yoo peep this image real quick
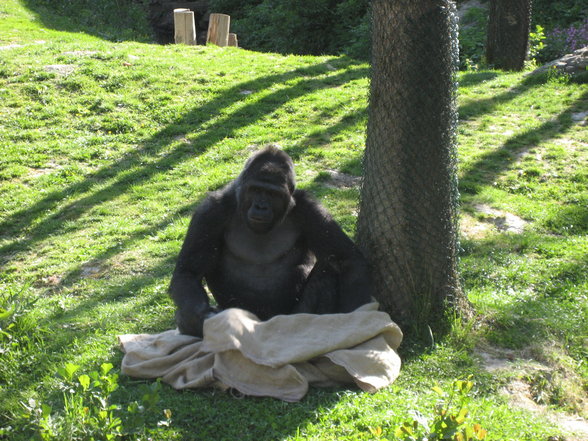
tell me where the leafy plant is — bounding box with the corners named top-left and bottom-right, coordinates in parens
top-left (458, 6), bottom-right (489, 70)
top-left (394, 378), bottom-right (487, 441)
top-left (528, 25), bottom-right (546, 63)
top-left (0, 286), bottom-right (37, 346)
top-left (18, 363), bottom-right (171, 440)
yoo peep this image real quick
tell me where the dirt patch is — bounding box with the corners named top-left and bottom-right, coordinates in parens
top-left (41, 275), bottom-right (63, 286)
top-left (28, 161), bottom-right (62, 178)
top-left (0, 43), bottom-right (24, 50)
top-left (81, 262), bottom-right (106, 278)
top-left (474, 204), bottom-right (527, 234)
top-left (460, 205), bottom-right (528, 238)
top-left (460, 213), bottom-right (493, 239)
top-left (62, 50), bottom-right (99, 57)
top-left (571, 111), bottom-right (588, 126)
top-left (477, 345), bottom-right (588, 440)
top-left (502, 379), bottom-right (588, 441)
top-left (324, 170), bottom-right (361, 189)
top-left (44, 64), bottom-right (76, 76)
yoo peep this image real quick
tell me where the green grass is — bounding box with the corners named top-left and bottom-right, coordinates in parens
top-left (1, 1), bottom-right (587, 440)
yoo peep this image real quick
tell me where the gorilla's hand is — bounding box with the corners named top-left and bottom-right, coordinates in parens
top-left (175, 303), bottom-right (218, 338)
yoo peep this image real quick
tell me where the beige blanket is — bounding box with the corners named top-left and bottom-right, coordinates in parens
top-left (118, 303), bottom-right (402, 402)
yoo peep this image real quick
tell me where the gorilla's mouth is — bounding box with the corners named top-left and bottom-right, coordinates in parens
top-left (247, 217), bottom-right (273, 233)
top-left (248, 214), bottom-right (272, 224)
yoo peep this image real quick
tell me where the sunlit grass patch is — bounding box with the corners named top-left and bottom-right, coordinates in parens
top-left (1, 0), bottom-right (587, 439)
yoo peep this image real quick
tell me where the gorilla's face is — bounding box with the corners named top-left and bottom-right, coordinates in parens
top-left (242, 182), bottom-right (289, 234)
top-left (236, 147), bottom-right (296, 234)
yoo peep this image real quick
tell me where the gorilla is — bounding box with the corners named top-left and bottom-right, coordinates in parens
top-left (170, 145), bottom-right (373, 337)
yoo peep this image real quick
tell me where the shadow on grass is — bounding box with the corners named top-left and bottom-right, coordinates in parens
top-left (462, 233), bottom-right (588, 351)
top-left (458, 71), bottom-right (499, 88)
top-left (460, 89), bottom-right (588, 194)
top-left (0, 58), bottom-right (369, 439)
top-left (458, 73), bottom-right (542, 122)
top-left (0, 60), bottom-right (368, 262)
top-left (21, 0), bottom-right (152, 42)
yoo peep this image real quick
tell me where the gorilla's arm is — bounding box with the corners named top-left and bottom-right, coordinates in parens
top-left (169, 190), bottom-right (235, 336)
top-left (292, 190), bottom-right (373, 312)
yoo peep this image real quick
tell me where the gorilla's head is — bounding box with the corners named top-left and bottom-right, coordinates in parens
top-left (236, 145), bottom-right (296, 234)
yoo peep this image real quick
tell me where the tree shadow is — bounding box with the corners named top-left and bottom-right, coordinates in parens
top-left (1, 57), bottom-right (370, 438)
top-left (460, 89), bottom-right (588, 193)
top-left (0, 60), bottom-right (369, 267)
top-left (462, 234), bottom-right (588, 350)
top-left (458, 73), bottom-right (543, 122)
top-left (21, 0), bottom-right (152, 42)
top-left (123, 385), bottom-right (343, 441)
top-left (458, 71), bottom-right (498, 88)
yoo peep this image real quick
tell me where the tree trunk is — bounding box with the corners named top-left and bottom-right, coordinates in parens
top-left (357, 0), bottom-right (469, 333)
top-left (486, 0), bottom-right (533, 71)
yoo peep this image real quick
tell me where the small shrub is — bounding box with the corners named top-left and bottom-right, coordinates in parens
top-left (0, 286), bottom-right (39, 351)
top-left (18, 363), bottom-right (172, 440)
top-left (528, 25), bottom-right (546, 63)
top-left (394, 378), bottom-right (487, 441)
top-left (458, 7), bottom-right (488, 70)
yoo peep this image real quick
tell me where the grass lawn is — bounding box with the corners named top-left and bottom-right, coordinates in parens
top-left (1, 1), bottom-right (587, 440)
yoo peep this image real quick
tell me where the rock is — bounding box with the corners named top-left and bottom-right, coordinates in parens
top-left (532, 46), bottom-right (588, 77)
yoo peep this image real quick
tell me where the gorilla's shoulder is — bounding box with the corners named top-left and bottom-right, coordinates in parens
top-left (196, 184), bottom-right (237, 214)
top-left (292, 189), bottom-right (330, 218)
top-left (292, 189), bottom-right (313, 201)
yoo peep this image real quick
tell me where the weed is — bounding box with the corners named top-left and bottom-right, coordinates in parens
top-left (16, 363), bottom-right (171, 440)
top-left (547, 65), bottom-right (572, 85)
top-left (394, 378), bottom-right (487, 441)
top-left (528, 25), bottom-right (546, 64)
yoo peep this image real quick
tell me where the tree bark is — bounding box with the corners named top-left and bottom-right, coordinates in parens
top-left (357, 0), bottom-right (469, 333)
top-left (486, 0), bottom-right (533, 71)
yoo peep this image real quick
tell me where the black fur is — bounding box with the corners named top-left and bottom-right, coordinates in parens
top-left (170, 146), bottom-right (373, 337)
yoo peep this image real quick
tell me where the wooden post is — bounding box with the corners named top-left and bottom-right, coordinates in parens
top-left (228, 33), bottom-right (238, 47)
top-left (174, 8), bottom-right (196, 45)
top-left (207, 13), bottom-right (230, 47)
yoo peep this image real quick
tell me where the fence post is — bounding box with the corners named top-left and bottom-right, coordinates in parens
top-left (207, 13), bottom-right (231, 47)
top-left (174, 8), bottom-right (196, 45)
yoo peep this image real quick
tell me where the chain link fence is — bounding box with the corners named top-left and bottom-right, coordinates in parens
top-left (357, 0), bottom-right (466, 330)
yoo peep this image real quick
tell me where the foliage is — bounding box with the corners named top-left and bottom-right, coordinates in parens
top-left (536, 18), bottom-right (588, 62)
top-left (531, 0), bottom-right (588, 30)
top-left (0, 286), bottom-right (46, 387)
top-left (209, 0), bottom-right (370, 58)
top-left (16, 363), bottom-right (170, 440)
top-left (394, 378), bottom-right (487, 441)
top-left (20, 0), bottom-right (151, 41)
top-left (0, 286), bottom-right (37, 348)
top-left (458, 6), bottom-right (488, 70)
top-left (528, 25), bottom-right (546, 63)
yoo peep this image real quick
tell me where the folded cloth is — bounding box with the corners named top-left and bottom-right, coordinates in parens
top-left (118, 302), bottom-right (402, 402)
